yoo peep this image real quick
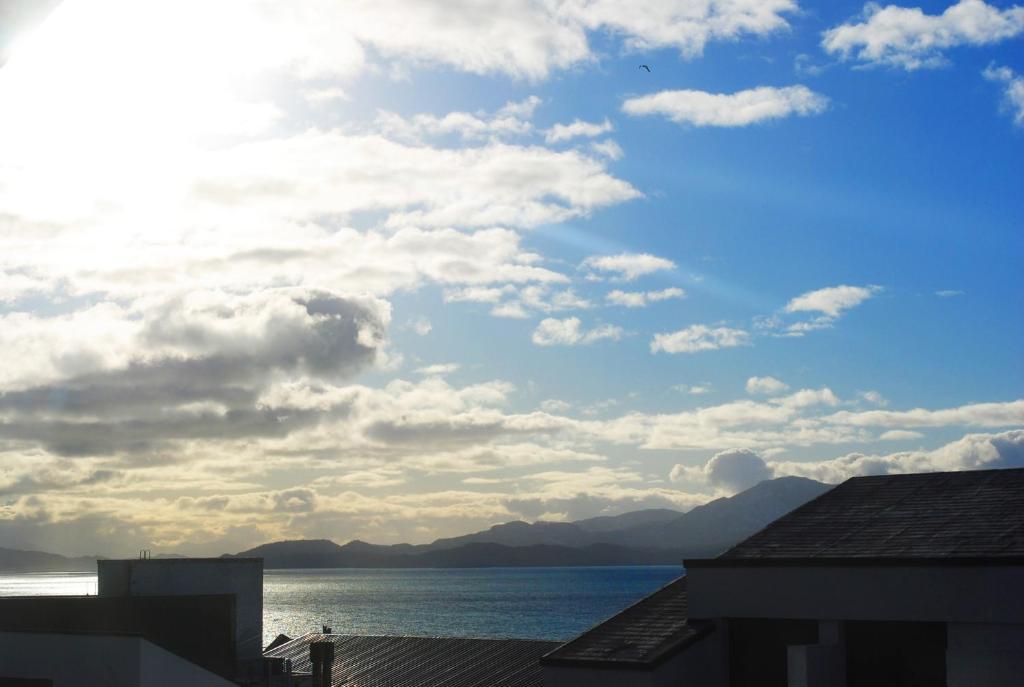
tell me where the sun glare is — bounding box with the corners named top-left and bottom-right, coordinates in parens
top-left (0, 1), bottom-right (285, 224)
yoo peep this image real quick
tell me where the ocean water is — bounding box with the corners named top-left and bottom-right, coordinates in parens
top-left (0, 566), bottom-right (683, 646)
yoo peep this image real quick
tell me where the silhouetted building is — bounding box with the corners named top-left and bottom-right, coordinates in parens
top-left (0, 630), bottom-right (236, 686)
top-left (99, 557), bottom-right (264, 663)
top-left (543, 467), bottom-right (1024, 687)
top-left (0, 556), bottom-right (264, 686)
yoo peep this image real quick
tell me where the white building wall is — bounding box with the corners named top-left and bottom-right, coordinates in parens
top-left (946, 623), bottom-right (1024, 687)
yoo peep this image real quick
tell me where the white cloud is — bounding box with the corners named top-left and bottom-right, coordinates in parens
top-left (545, 118), bottom-right (613, 143)
top-left (606, 290), bottom-right (648, 308)
top-left (647, 287), bottom-right (686, 301)
top-left (408, 317), bottom-right (433, 336)
top-left (479, 285), bottom-right (593, 321)
top-left (444, 286), bottom-right (514, 304)
top-left (580, 398), bottom-right (621, 417)
top-left (746, 376), bottom-right (789, 395)
top-left (568, 0), bottom-right (798, 59)
top-left (785, 284), bottom-right (882, 318)
top-left (415, 363), bottom-right (460, 376)
top-left (540, 399), bottom-right (572, 413)
top-left (794, 53), bottom-right (829, 77)
top-left (772, 430), bottom-right (1024, 483)
top-left (606, 287), bottom-right (685, 308)
top-left (651, 325), bottom-right (751, 354)
top-left (590, 140), bottom-right (624, 160)
top-left (879, 429), bottom-right (924, 440)
top-left (490, 302), bottom-right (532, 319)
top-left (497, 96), bottom-right (543, 119)
top-left (823, 1), bottom-right (1024, 70)
top-left (190, 133), bottom-right (640, 232)
top-left (622, 86), bottom-right (828, 127)
top-left (935, 289), bottom-right (966, 298)
top-left (517, 286), bottom-right (593, 313)
top-left (983, 64), bottom-right (1024, 127)
top-left (105, 0), bottom-right (791, 84)
top-left (704, 448), bottom-right (774, 492)
top-left (823, 399), bottom-right (1024, 428)
top-left (859, 390), bottom-right (888, 406)
top-left (582, 253), bottom-right (676, 281)
top-left (375, 97), bottom-right (540, 142)
top-left (674, 384), bottom-right (712, 395)
top-left (532, 317), bottom-right (623, 346)
top-left (772, 387), bottom-right (840, 409)
top-left (304, 87), bottom-right (349, 104)
top-left (595, 396), bottom-right (1024, 452)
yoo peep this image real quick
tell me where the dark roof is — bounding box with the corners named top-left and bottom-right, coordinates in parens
top-left (540, 576), bottom-right (710, 669)
top-left (718, 468), bottom-right (1024, 561)
top-left (264, 634), bottom-right (559, 687)
top-left (264, 633), bottom-right (292, 652)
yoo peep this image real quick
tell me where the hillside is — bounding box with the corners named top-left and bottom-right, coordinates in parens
top-left (232, 476), bottom-right (832, 568)
top-left (0, 547), bottom-right (100, 573)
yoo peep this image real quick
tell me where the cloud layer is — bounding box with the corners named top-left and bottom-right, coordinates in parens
top-left (651, 325), bottom-right (751, 354)
top-left (623, 86), bottom-right (828, 127)
top-left (984, 64), bottom-right (1024, 127)
top-left (823, 0), bottom-right (1024, 70)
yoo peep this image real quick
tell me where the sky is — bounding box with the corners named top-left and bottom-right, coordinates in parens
top-left (0, 0), bottom-right (1021, 556)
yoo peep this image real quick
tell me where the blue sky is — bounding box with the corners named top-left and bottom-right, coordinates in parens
top-left (0, 0), bottom-right (1021, 555)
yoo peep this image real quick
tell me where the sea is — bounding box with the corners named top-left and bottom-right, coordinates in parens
top-left (0, 565), bottom-right (683, 646)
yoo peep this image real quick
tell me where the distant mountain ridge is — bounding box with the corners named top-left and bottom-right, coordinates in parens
top-left (0, 477), bottom-right (832, 571)
top-left (0, 547), bottom-right (101, 573)
top-left (233, 476), bottom-right (831, 568)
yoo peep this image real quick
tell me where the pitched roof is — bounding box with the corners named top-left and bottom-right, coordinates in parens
top-left (719, 467), bottom-right (1024, 561)
top-left (540, 576), bottom-right (710, 669)
top-left (264, 634), bottom-right (559, 687)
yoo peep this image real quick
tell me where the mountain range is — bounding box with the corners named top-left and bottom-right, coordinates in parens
top-left (231, 476), bottom-right (831, 568)
top-left (0, 476), bottom-right (831, 571)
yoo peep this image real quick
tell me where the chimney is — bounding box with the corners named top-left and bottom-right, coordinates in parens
top-left (310, 641), bottom-right (335, 687)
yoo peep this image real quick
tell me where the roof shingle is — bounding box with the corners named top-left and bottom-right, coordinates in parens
top-left (720, 468), bottom-right (1024, 560)
top-left (264, 634), bottom-right (559, 687)
top-left (540, 576), bottom-right (710, 668)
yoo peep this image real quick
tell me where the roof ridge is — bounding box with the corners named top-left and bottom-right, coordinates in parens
top-left (287, 631), bottom-right (559, 643)
top-left (847, 466), bottom-right (1024, 481)
top-left (714, 467), bottom-right (1024, 560)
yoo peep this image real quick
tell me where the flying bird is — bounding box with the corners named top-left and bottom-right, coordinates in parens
top-left (639, 65), bottom-right (651, 72)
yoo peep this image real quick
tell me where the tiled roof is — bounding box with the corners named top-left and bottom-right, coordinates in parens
top-left (264, 634), bottom-right (559, 687)
top-left (720, 468), bottom-right (1024, 560)
top-left (540, 576), bottom-right (710, 668)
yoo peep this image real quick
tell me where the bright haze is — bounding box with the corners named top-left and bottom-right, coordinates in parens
top-left (0, 0), bottom-right (1021, 557)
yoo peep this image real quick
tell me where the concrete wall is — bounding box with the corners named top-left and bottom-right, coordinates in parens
top-left (0, 631), bottom-right (233, 687)
top-left (947, 623), bottom-right (1024, 687)
top-left (687, 564), bottom-right (1024, 624)
top-left (99, 558), bottom-right (263, 660)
